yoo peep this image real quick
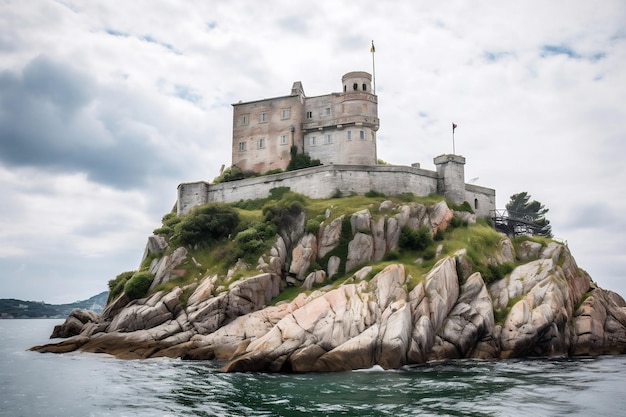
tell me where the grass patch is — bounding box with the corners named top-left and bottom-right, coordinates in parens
top-left (575, 290), bottom-right (594, 311)
top-left (270, 286), bottom-right (310, 306)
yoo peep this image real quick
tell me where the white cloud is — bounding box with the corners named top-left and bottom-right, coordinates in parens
top-left (1, 0), bottom-right (625, 302)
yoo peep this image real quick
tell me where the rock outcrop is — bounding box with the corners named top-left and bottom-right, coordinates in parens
top-left (32, 201), bottom-right (626, 372)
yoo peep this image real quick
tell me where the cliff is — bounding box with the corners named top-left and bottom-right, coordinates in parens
top-left (32, 194), bottom-right (626, 371)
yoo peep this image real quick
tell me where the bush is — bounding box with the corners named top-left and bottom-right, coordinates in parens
top-left (213, 166), bottom-right (246, 183)
top-left (107, 271), bottom-right (135, 303)
top-left (365, 190), bottom-right (386, 198)
top-left (399, 226), bottom-right (433, 252)
top-left (262, 193), bottom-right (305, 229)
top-left (306, 219), bottom-right (321, 235)
top-left (124, 271), bottom-right (155, 300)
top-left (176, 203), bottom-right (240, 247)
top-left (286, 146), bottom-right (321, 171)
top-left (234, 222), bottom-right (277, 261)
top-left (383, 251), bottom-right (400, 261)
top-left (477, 262), bottom-right (515, 284)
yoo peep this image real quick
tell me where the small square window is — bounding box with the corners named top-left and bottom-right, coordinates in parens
top-left (281, 108), bottom-right (291, 119)
top-left (309, 136), bottom-right (316, 146)
top-left (325, 134), bottom-right (332, 144)
top-left (238, 142), bottom-right (246, 151)
top-left (258, 138), bottom-right (266, 149)
top-left (306, 111), bottom-right (313, 119)
top-left (347, 131), bottom-right (352, 140)
top-left (325, 107), bottom-right (331, 116)
top-left (280, 135), bottom-right (288, 145)
top-left (259, 112), bottom-right (267, 123)
top-left (359, 130), bottom-right (365, 140)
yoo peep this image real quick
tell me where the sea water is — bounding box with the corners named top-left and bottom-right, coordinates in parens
top-left (1, 319), bottom-right (625, 417)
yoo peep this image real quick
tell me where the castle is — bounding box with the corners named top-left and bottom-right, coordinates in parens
top-left (232, 71), bottom-right (379, 172)
top-left (176, 72), bottom-right (495, 217)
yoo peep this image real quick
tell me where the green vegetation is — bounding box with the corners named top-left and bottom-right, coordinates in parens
top-left (506, 191), bottom-right (553, 238)
top-left (286, 146), bottom-right (321, 171)
top-left (177, 203), bottom-right (240, 247)
top-left (108, 271), bottom-right (135, 303)
top-left (132, 188), bottom-right (567, 308)
top-left (124, 271), bottom-right (155, 300)
top-left (212, 166), bottom-right (256, 183)
top-left (262, 191), bottom-right (306, 229)
top-left (399, 226), bottom-right (432, 252)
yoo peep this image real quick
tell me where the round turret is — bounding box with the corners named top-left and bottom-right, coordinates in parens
top-left (342, 71), bottom-right (373, 93)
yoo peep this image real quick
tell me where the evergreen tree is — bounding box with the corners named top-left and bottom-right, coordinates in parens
top-left (505, 192), bottom-right (553, 237)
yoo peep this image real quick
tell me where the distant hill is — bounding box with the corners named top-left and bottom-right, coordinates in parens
top-left (0, 291), bottom-right (108, 319)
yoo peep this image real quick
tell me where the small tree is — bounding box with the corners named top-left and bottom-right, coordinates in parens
top-left (505, 192), bottom-right (552, 237)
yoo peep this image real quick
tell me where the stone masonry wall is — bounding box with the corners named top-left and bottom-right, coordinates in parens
top-left (177, 164), bottom-right (496, 218)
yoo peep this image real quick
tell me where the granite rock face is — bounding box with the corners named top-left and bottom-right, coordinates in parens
top-left (32, 202), bottom-right (626, 371)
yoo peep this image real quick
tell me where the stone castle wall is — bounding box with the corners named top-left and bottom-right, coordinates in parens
top-left (176, 163), bottom-right (495, 218)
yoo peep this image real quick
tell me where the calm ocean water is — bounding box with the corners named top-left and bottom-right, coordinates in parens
top-left (1, 319), bottom-right (625, 417)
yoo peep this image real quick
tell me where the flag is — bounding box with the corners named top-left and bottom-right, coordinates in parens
top-left (370, 40), bottom-right (375, 53)
top-left (452, 122), bottom-right (457, 133)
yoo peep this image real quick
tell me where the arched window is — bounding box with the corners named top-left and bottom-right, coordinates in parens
top-left (362, 83), bottom-right (367, 91)
top-left (344, 85), bottom-right (346, 92)
top-left (474, 198), bottom-right (479, 210)
top-left (353, 83), bottom-right (358, 91)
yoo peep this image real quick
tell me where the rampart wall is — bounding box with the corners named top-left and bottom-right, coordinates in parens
top-left (176, 164), bottom-right (496, 218)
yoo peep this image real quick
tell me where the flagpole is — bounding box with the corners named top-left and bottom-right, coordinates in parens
top-left (370, 40), bottom-right (376, 94)
top-left (452, 122), bottom-right (457, 154)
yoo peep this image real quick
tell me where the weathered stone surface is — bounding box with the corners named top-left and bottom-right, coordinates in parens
top-left (51, 309), bottom-right (99, 338)
top-left (371, 216), bottom-right (386, 262)
top-left (346, 232), bottom-right (374, 272)
top-left (30, 201), bottom-right (626, 373)
top-left (318, 216), bottom-right (343, 258)
top-left (327, 255), bottom-right (341, 278)
top-left (429, 201), bottom-right (454, 233)
top-left (289, 233), bottom-right (317, 280)
top-left (187, 275), bottom-right (218, 306)
top-left (350, 209), bottom-right (371, 235)
top-left (149, 247), bottom-right (188, 291)
top-left (517, 240), bottom-right (543, 261)
top-left (146, 235), bottom-right (169, 254)
top-left (302, 270), bottom-right (326, 289)
top-left (571, 289), bottom-right (626, 356)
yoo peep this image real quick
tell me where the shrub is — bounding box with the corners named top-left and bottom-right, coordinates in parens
top-left (153, 225), bottom-right (172, 237)
top-left (176, 203), bottom-right (240, 247)
top-left (306, 219), bottom-right (321, 235)
top-left (383, 251), bottom-right (400, 261)
top-left (124, 271), bottom-right (155, 300)
top-left (234, 222), bottom-right (277, 261)
top-left (286, 146), bottom-right (321, 171)
top-left (365, 190), bottom-right (386, 198)
top-left (262, 193), bottom-right (305, 229)
top-left (399, 226), bottom-right (433, 252)
top-left (477, 262), bottom-right (515, 284)
top-left (107, 271), bottom-right (135, 303)
top-left (213, 166), bottom-right (246, 183)
top-left (449, 216), bottom-right (468, 229)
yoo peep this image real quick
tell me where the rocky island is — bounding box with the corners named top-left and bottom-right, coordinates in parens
top-left (32, 193), bottom-right (626, 372)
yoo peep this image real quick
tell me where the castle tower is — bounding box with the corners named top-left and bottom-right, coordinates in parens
top-left (434, 154), bottom-right (466, 204)
top-left (302, 72), bottom-right (379, 166)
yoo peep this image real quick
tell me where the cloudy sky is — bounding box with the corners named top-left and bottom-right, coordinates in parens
top-left (1, 0), bottom-right (625, 304)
